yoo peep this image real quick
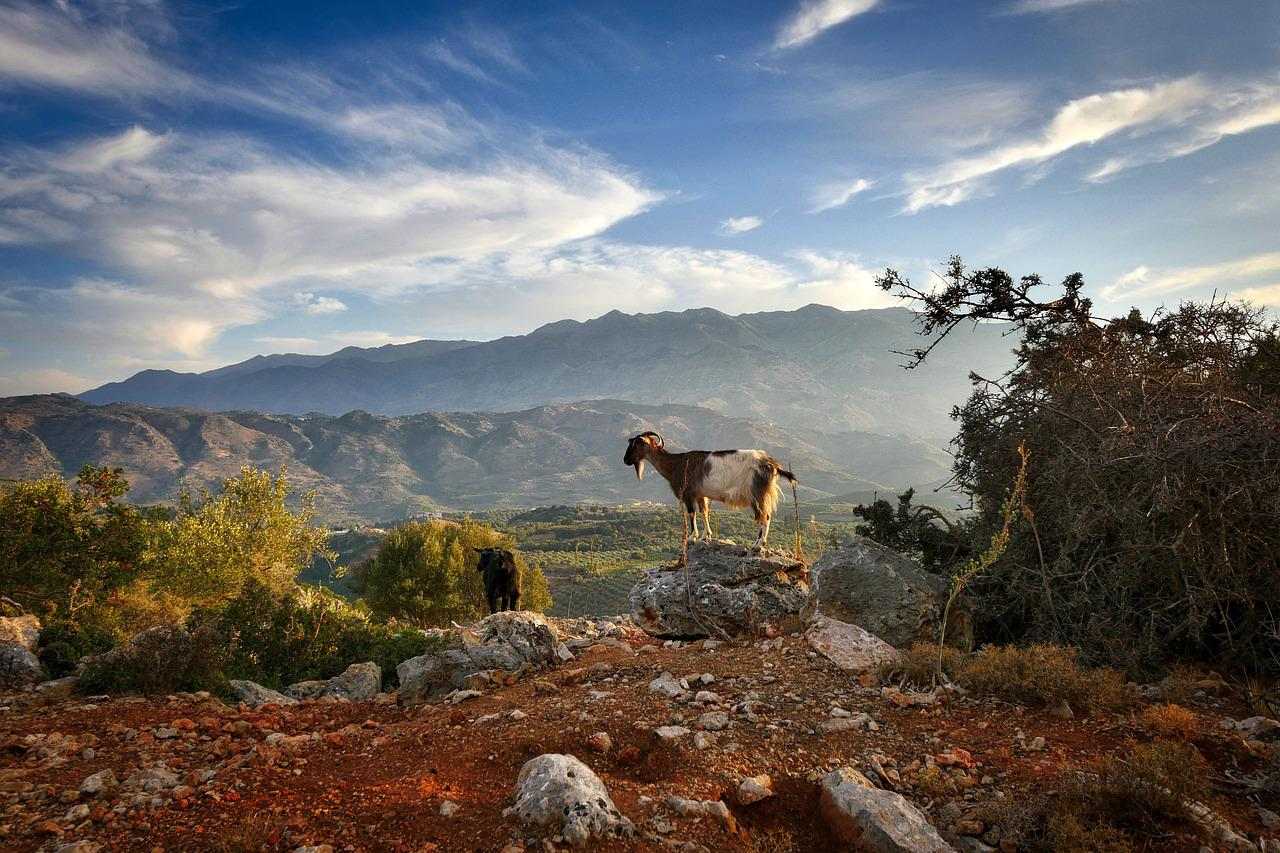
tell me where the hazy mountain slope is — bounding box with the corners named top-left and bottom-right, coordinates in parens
top-left (0, 395), bottom-right (952, 522)
top-left (81, 305), bottom-right (1012, 441)
top-left (201, 338), bottom-right (480, 379)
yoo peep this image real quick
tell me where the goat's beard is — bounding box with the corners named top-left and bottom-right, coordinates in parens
top-left (634, 460), bottom-right (645, 480)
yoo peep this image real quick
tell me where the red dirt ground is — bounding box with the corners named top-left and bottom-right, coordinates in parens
top-left (2, 636), bottom-right (1276, 852)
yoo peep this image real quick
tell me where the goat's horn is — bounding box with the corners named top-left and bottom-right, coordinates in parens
top-left (638, 430), bottom-right (664, 446)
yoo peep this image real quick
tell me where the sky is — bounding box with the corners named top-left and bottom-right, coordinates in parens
top-left (1, 0), bottom-right (1278, 394)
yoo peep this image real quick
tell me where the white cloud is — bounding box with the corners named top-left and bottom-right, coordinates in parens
top-left (899, 76), bottom-right (1280, 213)
top-left (0, 367), bottom-right (96, 396)
top-left (1235, 283), bottom-right (1280, 307)
top-left (718, 215), bottom-right (763, 235)
top-left (0, 1), bottom-right (189, 96)
top-left (775, 0), bottom-right (878, 50)
top-left (254, 336), bottom-right (323, 352)
top-left (1004, 0), bottom-right (1120, 14)
top-left (293, 292), bottom-right (348, 316)
top-left (329, 331), bottom-right (421, 348)
top-left (810, 178), bottom-right (873, 213)
top-left (56, 125), bottom-right (169, 173)
top-left (1102, 251), bottom-right (1280, 302)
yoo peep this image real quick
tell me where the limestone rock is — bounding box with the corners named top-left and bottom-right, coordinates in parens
top-left (806, 615), bottom-right (899, 672)
top-left (506, 753), bottom-right (634, 846)
top-left (819, 767), bottom-right (954, 853)
top-left (630, 540), bottom-right (810, 639)
top-left (810, 536), bottom-right (970, 648)
top-left (228, 680), bottom-right (296, 708)
top-left (0, 642), bottom-right (44, 690)
top-left (287, 662), bottom-right (380, 702)
top-left (398, 611), bottom-right (562, 703)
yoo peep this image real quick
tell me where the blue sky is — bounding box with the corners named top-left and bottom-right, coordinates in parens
top-left (1, 0), bottom-right (1278, 394)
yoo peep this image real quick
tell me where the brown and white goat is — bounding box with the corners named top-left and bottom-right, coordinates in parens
top-left (623, 431), bottom-right (796, 549)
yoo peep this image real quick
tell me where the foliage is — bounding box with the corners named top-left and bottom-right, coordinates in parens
top-left (351, 519), bottom-right (551, 626)
top-left (879, 257), bottom-right (1280, 674)
top-left (1138, 704), bottom-right (1199, 741)
top-left (0, 466), bottom-right (156, 618)
top-left (36, 618), bottom-right (116, 678)
top-left (955, 643), bottom-right (1128, 712)
top-left (78, 624), bottom-right (226, 695)
top-left (195, 578), bottom-right (440, 689)
top-left (851, 488), bottom-right (971, 574)
top-left (878, 641), bottom-right (963, 687)
top-left (150, 468), bottom-right (333, 609)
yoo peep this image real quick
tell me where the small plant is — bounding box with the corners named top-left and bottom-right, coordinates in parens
top-left (954, 643), bottom-right (1128, 712)
top-left (1138, 703), bottom-right (1198, 741)
top-left (878, 642), bottom-right (962, 688)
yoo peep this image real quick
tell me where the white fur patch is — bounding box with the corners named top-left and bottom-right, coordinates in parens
top-left (701, 450), bottom-right (769, 510)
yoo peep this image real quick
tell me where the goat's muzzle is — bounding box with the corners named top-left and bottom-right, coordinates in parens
top-left (634, 460), bottom-right (645, 480)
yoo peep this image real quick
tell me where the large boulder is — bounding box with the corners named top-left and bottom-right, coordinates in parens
top-left (809, 536), bottom-right (971, 649)
top-left (0, 615), bottom-right (41, 651)
top-left (629, 540), bottom-right (810, 639)
top-left (505, 753), bottom-right (634, 846)
top-left (286, 662), bottom-right (380, 702)
top-left (820, 767), bottom-right (955, 853)
top-left (0, 643), bottom-right (44, 690)
top-left (397, 611), bottom-right (562, 704)
top-left (806, 615), bottom-right (899, 673)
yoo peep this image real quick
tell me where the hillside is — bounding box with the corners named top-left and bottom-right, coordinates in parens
top-left (80, 305), bottom-right (1013, 441)
top-left (0, 395), bottom-right (952, 522)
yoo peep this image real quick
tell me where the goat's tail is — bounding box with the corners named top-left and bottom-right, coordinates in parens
top-left (775, 464), bottom-right (797, 483)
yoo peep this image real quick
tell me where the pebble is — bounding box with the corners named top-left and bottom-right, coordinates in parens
top-left (737, 774), bottom-right (774, 805)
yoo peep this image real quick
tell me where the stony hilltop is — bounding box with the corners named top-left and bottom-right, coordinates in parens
top-left (2, 541), bottom-right (1276, 852)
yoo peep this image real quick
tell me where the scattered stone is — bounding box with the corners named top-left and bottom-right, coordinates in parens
top-left (287, 662), bottom-right (380, 702)
top-left (655, 726), bottom-right (691, 743)
top-left (439, 800), bottom-right (459, 818)
top-left (505, 754), bottom-right (634, 847)
top-left (665, 796), bottom-right (736, 832)
top-left (65, 803), bottom-right (90, 822)
top-left (0, 642), bottom-right (43, 689)
top-left (805, 615), bottom-right (899, 673)
top-left (737, 774), bottom-right (774, 805)
top-left (586, 732), bottom-right (613, 753)
top-left (819, 767), bottom-right (955, 853)
top-left (649, 672), bottom-right (689, 699)
top-left (55, 842), bottom-right (102, 853)
top-left (819, 715), bottom-right (871, 734)
top-left (697, 711), bottom-right (729, 731)
top-left (228, 680), bottom-right (296, 708)
top-left (692, 731), bottom-right (716, 750)
top-left (79, 769), bottom-right (118, 798)
top-left (399, 612), bottom-right (564, 703)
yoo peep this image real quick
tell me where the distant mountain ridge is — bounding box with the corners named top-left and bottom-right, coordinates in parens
top-left (81, 305), bottom-right (1013, 442)
top-left (0, 395), bottom-right (952, 523)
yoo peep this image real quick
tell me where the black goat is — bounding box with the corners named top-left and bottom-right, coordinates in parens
top-left (473, 547), bottom-right (521, 614)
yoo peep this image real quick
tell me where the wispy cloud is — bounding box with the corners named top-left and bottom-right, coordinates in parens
top-left (1003, 0), bottom-right (1121, 14)
top-left (774, 0), bottom-right (878, 50)
top-left (718, 215), bottom-right (763, 235)
top-left (902, 75), bottom-right (1280, 213)
top-left (1102, 251), bottom-right (1280, 301)
top-left (810, 178), bottom-right (873, 213)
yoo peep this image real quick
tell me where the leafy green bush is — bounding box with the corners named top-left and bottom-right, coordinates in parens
top-left (198, 579), bottom-right (439, 689)
top-left (36, 619), bottom-right (116, 678)
top-left (351, 519), bottom-right (551, 626)
top-left (151, 467), bottom-right (333, 609)
top-left (78, 624), bottom-right (226, 695)
top-left (0, 466), bottom-right (155, 618)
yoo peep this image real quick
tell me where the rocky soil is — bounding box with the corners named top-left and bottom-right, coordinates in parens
top-left (2, 628), bottom-right (1277, 852)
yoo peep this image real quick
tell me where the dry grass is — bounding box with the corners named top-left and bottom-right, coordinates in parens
top-left (1138, 703), bottom-right (1198, 740)
top-left (877, 641), bottom-right (963, 688)
top-left (954, 643), bottom-right (1129, 712)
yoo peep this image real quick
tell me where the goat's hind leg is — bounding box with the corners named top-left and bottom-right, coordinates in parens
top-left (701, 497), bottom-right (713, 540)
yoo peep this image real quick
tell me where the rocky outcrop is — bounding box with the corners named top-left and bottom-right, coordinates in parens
top-left (820, 767), bottom-right (955, 853)
top-left (397, 611), bottom-right (564, 704)
top-left (806, 615), bottom-right (899, 673)
top-left (505, 753), bottom-right (634, 846)
top-left (286, 662), bottom-right (380, 702)
top-left (0, 614), bottom-right (41, 651)
top-left (629, 540), bottom-right (810, 639)
top-left (809, 536), bottom-right (971, 649)
top-left (0, 642), bottom-right (44, 690)
top-left (229, 680), bottom-right (296, 707)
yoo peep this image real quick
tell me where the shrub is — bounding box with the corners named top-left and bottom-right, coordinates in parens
top-left (352, 519), bottom-right (551, 627)
top-left (200, 579), bottom-right (439, 689)
top-left (954, 643), bottom-right (1128, 712)
top-left (878, 642), bottom-right (962, 687)
top-left (879, 259), bottom-right (1280, 674)
top-left (0, 466), bottom-right (154, 618)
top-left (78, 624), bottom-right (226, 695)
top-left (1138, 704), bottom-right (1198, 741)
top-left (36, 619), bottom-right (116, 678)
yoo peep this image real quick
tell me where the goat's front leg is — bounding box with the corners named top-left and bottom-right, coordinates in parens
top-left (701, 498), bottom-right (713, 540)
top-left (753, 516), bottom-right (772, 550)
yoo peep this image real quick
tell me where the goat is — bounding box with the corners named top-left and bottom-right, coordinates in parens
top-left (623, 431), bottom-right (796, 550)
top-left (473, 547), bottom-right (521, 614)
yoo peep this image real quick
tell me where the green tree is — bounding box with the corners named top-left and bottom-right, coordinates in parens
top-left (852, 488), bottom-right (972, 574)
top-left (150, 468), bottom-right (333, 609)
top-left (352, 519), bottom-right (551, 626)
top-left (0, 466), bottom-right (154, 617)
top-left (878, 257), bottom-right (1280, 674)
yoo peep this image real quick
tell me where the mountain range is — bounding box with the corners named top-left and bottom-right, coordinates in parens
top-left (81, 305), bottom-right (1013, 443)
top-left (0, 395), bottom-right (954, 522)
